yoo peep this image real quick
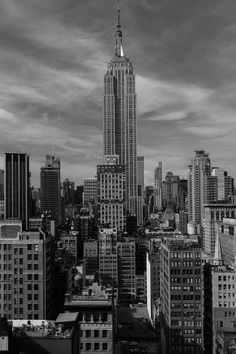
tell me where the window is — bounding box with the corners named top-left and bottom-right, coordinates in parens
top-left (102, 330), bottom-right (108, 338)
top-left (86, 330), bottom-right (91, 337)
top-left (103, 343), bottom-right (108, 351)
top-left (94, 330), bottom-right (99, 337)
top-left (94, 343), bottom-right (99, 351)
top-left (86, 343), bottom-right (91, 350)
top-left (101, 313), bottom-right (108, 322)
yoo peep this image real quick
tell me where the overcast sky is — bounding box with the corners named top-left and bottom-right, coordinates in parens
top-left (1, 0), bottom-right (236, 186)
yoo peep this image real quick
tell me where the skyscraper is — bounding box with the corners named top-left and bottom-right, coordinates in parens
top-left (188, 150), bottom-right (211, 234)
top-left (153, 161), bottom-right (162, 212)
top-left (4, 153), bottom-right (30, 230)
top-left (40, 154), bottom-right (61, 224)
top-left (103, 1), bottom-right (137, 215)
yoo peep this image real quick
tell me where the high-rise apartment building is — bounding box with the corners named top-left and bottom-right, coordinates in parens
top-left (97, 155), bottom-right (125, 231)
top-left (137, 156), bottom-right (144, 225)
top-left (40, 154), bottom-right (61, 224)
top-left (0, 221), bottom-right (54, 320)
top-left (103, 3), bottom-right (137, 215)
top-left (160, 237), bottom-right (203, 354)
top-left (188, 150), bottom-right (211, 233)
top-left (4, 153), bottom-right (30, 230)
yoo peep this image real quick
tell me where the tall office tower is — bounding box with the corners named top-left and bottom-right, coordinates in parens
top-left (83, 178), bottom-right (98, 205)
top-left (160, 237), bottom-right (203, 354)
top-left (188, 150), bottom-right (211, 234)
top-left (5, 153), bottom-right (30, 230)
top-left (162, 171), bottom-right (180, 211)
top-left (203, 203), bottom-right (236, 256)
top-left (62, 178), bottom-right (75, 206)
top-left (117, 237), bottom-right (136, 302)
top-left (98, 228), bottom-right (118, 290)
top-left (137, 156), bottom-right (144, 225)
top-left (103, 3), bottom-right (137, 215)
top-left (0, 169), bottom-right (4, 200)
top-left (153, 161), bottom-right (162, 212)
top-left (40, 154), bottom-right (61, 224)
top-left (0, 221), bottom-right (54, 320)
top-left (97, 155), bottom-right (125, 232)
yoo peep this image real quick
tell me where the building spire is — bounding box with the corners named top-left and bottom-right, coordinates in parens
top-left (115, 0), bottom-right (124, 57)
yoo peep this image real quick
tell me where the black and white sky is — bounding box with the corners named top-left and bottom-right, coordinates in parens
top-left (1, 0), bottom-right (236, 186)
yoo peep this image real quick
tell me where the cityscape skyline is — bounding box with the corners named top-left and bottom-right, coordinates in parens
top-left (0, 0), bottom-right (236, 186)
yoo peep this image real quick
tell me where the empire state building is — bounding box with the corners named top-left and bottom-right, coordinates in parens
top-left (103, 2), bottom-right (137, 215)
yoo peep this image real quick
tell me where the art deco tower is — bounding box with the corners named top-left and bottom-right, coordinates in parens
top-left (104, 1), bottom-right (137, 215)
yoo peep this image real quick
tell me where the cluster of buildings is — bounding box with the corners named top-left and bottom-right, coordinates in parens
top-left (0, 3), bottom-right (236, 354)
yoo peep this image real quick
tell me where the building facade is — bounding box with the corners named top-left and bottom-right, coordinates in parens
top-left (97, 155), bottom-right (125, 231)
top-left (0, 221), bottom-right (54, 320)
top-left (160, 237), bottom-right (203, 354)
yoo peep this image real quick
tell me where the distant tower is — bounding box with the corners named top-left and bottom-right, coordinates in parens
top-left (4, 153), bottom-right (30, 229)
top-left (188, 150), bottom-right (211, 233)
top-left (153, 161), bottom-right (162, 212)
top-left (103, 0), bottom-right (137, 215)
top-left (40, 154), bottom-right (61, 223)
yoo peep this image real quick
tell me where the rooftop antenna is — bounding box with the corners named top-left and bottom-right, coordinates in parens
top-left (52, 144), bottom-right (55, 157)
top-left (115, 0), bottom-right (124, 57)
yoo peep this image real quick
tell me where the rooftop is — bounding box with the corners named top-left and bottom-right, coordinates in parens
top-left (12, 319), bottom-right (75, 339)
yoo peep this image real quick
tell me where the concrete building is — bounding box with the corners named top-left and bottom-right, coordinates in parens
top-left (60, 231), bottom-right (78, 263)
top-left (160, 237), bottom-right (203, 354)
top-left (203, 203), bottom-right (236, 256)
top-left (65, 283), bottom-right (114, 354)
top-left (5, 153), bottom-right (30, 230)
top-left (117, 237), bottom-right (136, 302)
top-left (188, 150), bottom-right (211, 234)
top-left (97, 155), bottom-right (125, 232)
top-left (83, 178), bottom-right (98, 205)
top-left (0, 221), bottom-right (54, 320)
top-left (40, 155), bottom-right (61, 224)
top-left (98, 228), bottom-right (118, 289)
top-left (103, 3), bottom-right (137, 215)
top-left (62, 178), bottom-right (75, 206)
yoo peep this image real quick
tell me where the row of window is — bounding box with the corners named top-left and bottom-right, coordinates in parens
top-left (82, 330), bottom-right (108, 338)
top-left (81, 342), bottom-right (108, 351)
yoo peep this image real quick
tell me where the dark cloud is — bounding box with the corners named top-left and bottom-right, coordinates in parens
top-left (0, 0), bottom-right (235, 185)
